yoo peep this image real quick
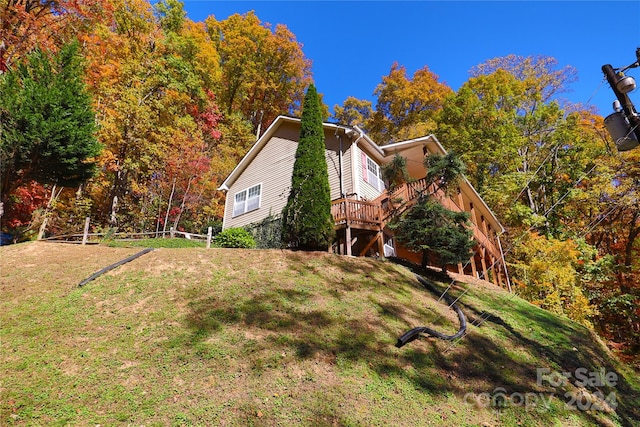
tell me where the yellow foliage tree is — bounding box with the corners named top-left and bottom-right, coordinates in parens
top-left (511, 232), bottom-right (594, 327)
top-left (333, 63), bottom-right (452, 144)
top-left (205, 11), bottom-right (312, 135)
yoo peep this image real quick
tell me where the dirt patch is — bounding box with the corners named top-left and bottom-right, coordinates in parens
top-left (1, 242), bottom-right (142, 295)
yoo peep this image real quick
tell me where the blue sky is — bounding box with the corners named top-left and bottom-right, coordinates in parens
top-left (180, 1), bottom-right (640, 117)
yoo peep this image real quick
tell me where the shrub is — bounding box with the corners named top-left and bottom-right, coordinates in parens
top-left (213, 227), bottom-right (256, 248)
top-left (245, 214), bottom-right (283, 249)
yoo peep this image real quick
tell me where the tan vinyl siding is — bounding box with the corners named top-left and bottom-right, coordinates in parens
top-left (324, 129), bottom-right (352, 200)
top-left (223, 122), bottom-right (354, 229)
top-left (223, 134), bottom-right (298, 229)
top-left (341, 139), bottom-right (354, 196)
top-left (356, 145), bottom-right (385, 200)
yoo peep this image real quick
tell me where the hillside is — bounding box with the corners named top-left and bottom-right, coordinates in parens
top-left (1, 242), bottom-right (639, 426)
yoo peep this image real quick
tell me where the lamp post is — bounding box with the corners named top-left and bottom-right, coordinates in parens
top-left (602, 48), bottom-right (640, 152)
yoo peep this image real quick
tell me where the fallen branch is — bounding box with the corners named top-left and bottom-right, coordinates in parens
top-left (78, 248), bottom-right (154, 287)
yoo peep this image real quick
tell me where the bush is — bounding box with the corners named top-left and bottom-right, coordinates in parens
top-left (245, 214), bottom-right (282, 249)
top-left (213, 227), bottom-right (256, 249)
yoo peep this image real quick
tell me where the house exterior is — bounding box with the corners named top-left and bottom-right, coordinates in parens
top-left (219, 115), bottom-right (511, 289)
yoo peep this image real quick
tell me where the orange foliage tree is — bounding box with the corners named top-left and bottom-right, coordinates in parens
top-left (333, 63), bottom-right (452, 144)
top-left (205, 11), bottom-right (312, 135)
top-left (79, 0), bottom-right (226, 231)
top-left (0, 0), bottom-right (107, 70)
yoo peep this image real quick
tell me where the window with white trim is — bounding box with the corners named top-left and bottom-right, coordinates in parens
top-left (233, 184), bottom-right (261, 217)
top-left (365, 156), bottom-right (385, 192)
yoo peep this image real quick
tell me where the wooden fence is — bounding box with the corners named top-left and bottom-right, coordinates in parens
top-left (42, 217), bottom-right (214, 248)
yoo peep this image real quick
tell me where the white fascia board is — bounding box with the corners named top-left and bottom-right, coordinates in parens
top-left (217, 115), bottom-right (300, 191)
top-left (353, 125), bottom-right (385, 160)
top-left (381, 134), bottom-right (443, 156)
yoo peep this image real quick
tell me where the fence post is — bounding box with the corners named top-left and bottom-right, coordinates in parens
top-left (206, 226), bottom-right (212, 249)
top-left (170, 227), bottom-right (175, 239)
top-left (82, 217), bottom-right (90, 245)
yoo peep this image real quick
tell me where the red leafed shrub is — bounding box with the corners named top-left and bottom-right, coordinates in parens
top-left (4, 182), bottom-right (49, 229)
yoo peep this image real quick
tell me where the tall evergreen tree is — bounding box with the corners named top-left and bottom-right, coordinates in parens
top-left (0, 41), bottom-right (101, 200)
top-left (389, 153), bottom-right (474, 270)
top-left (281, 84), bottom-right (334, 250)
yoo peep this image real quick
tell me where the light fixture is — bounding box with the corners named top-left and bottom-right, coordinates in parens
top-left (602, 49), bottom-right (640, 152)
top-left (616, 73), bottom-right (637, 94)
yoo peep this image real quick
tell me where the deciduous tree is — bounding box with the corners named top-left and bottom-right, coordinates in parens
top-left (0, 0), bottom-right (106, 70)
top-left (334, 63), bottom-right (451, 143)
top-left (332, 96), bottom-right (372, 128)
top-left (205, 11), bottom-right (312, 135)
top-left (82, 0), bottom-right (229, 231)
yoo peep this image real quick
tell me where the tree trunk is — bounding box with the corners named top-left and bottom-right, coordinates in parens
top-left (621, 210), bottom-right (640, 294)
top-left (172, 176), bottom-right (194, 231)
top-left (37, 184), bottom-right (62, 240)
top-left (162, 177), bottom-right (176, 234)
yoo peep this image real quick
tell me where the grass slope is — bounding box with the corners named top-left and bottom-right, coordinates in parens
top-left (1, 242), bottom-right (639, 427)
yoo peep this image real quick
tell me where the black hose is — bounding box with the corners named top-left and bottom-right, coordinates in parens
top-left (78, 248), bottom-right (154, 287)
top-left (395, 275), bottom-right (467, 347)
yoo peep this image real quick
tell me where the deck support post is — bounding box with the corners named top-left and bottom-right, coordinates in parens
top-left (359, 231), bottom-right (382, 256)
top-left (480, 247), bottom-right (488, 282)
top-left (345, 226), bottom-right (352, 256)
top-left (470, 253), bottom-right (478, 278)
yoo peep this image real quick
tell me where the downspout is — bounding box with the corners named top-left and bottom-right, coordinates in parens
top-left (344, 128), bottom-right (365, 257)
top-left (335, 130), bottom-right (345, 198)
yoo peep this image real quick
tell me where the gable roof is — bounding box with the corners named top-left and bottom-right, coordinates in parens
top-left (218, 115), bottom-right (381, 191)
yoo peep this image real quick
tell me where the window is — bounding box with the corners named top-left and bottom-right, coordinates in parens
top-left (364, 155), bottom-right (385, 192)
top-left (233, 184), bottom-right (261, 217)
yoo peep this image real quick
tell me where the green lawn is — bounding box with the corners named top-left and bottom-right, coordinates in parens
top-left (1, 242), bottom-right (639, 426)
top-left (106, 237), bottom-right (206, 248)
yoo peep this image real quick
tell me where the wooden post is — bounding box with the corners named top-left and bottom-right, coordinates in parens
top-left (344, 199), bottom-right (352, 256)
top-left (206, 226), bottom-right (212, 249)
top-left (480, 247), bottom-right (488, 282)
top-left (82, 217), bottom-right (90, 245)
top-left (457, 187), bottom-right (465, 211)
top-left (496, 259), bottom-right (504, 288)
top-left (345, 226), bottom-right (352, 256)
top-left (470, 255), bottom-right (478, 278)
top-left (469, 203), bottom-right (477, 226)
top-left (490, 256), bottom-right (497, 285)
top-left (170, 227), bottom-right (175, 239)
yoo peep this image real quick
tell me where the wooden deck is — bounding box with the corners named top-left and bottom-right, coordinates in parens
top-left (331, 177), bottom-right (433, 230)
top-left (330, 178), bottom-right (508, 288)
top-left (331, 198), bottom-right (382, 231)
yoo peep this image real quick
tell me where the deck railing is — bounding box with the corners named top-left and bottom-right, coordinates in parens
top-left (331, 198), bottom-right (382, 229)
top-left (331, 179), bottom-right (502, 261)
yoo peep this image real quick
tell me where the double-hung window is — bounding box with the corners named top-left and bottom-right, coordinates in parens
top-left (364, 155), bottom-right (385, 192)
top-left (233, 184), bottom-right (261, 217)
